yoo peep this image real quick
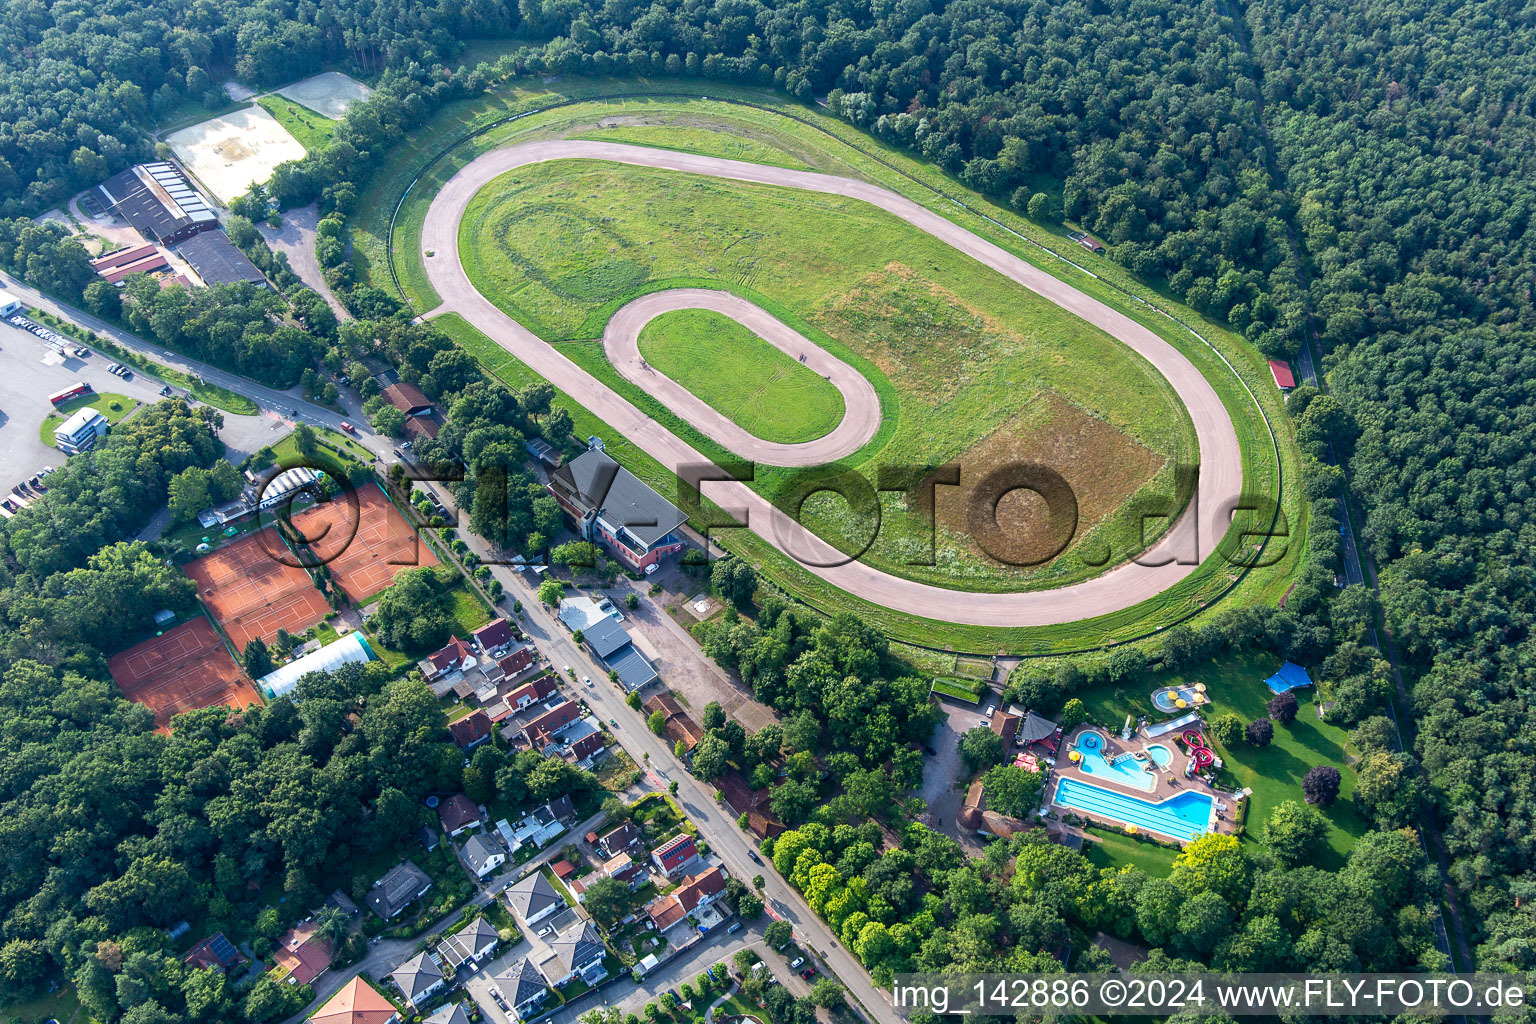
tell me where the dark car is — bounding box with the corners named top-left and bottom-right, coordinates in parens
top-left (748, 850), bottom-right (762, 864)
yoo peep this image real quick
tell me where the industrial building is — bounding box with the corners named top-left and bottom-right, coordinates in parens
top-left (0, 289), bottom-right (19, 316)
top-left (96, 162), bottom-right (217, 245)
top-left (176, 230), bottom-right (266, 287)
top-left (54, 407), bottom-right (109, 454)
top-left (90, 244), bottom-right (170, 285)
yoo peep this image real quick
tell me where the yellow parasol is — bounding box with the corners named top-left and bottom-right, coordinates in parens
top-left (1195, 683), bottom-right (1207, 692)
top-left (1126, 825), bottom-right (1138, 834)
top-left (1069, 750), bottom-right (1082, 763)
top-left (1175, 698), bottom-right (1187, 708)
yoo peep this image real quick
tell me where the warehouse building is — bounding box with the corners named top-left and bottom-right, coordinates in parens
top-left (90, 244), bottom-right (171, 285)
top-left (176, 231), bottom-right (266, 287)
top-left (96, 162), bottom-right (217, 245)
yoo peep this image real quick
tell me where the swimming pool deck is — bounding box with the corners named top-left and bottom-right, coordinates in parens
top-left (1048, 724), bottom-right (1241, 845)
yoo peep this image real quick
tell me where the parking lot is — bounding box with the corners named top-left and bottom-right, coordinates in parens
top-left (919, 695), bottom-right (995, 851)
top-left (0, 321), bottom-right (289, 498)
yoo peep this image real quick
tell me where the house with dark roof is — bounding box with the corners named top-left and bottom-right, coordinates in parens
top-left (404, 416), bottom-right (442, 442)
top-left (95, 163), bottom-right (217, 244)
top-left (651, 834), bottom-right (702, 879)
top-left (595, 820), bottom-right (642, 858)
top-left (390, 951), bottom-right (446, 1008)
top-left (425, 1004), bottom-right (472, 1024)
top-left (495, 958), bottom-right (550, 1020)
top-left (176, 230), bottom-right (266, 287)
top-left (384, 381), bottom-right (433, 417)
top-left (461, 833), bottom-right (506, 878)
top-left (366, 860), bottom-right (433, 920)
top-left (504, 671), bottom-right (556, 713)
top-left (417, 826), bottom-right (440, 852)
top-left (524, 700), bottom-right (582, 752)
top-left (271, 921), bottom-right (332, 985)
top-left (539, 920), bottom-right (607, 987)
top-left (448, 709), bottom-right (492, 750)
top-left (991, 707), bottom-right (1021, 747)
top-left (473, 619), bottom-right (515, 655)
top-left (440, 915), bottom-right (501, 967)
top-left (547, 794), bottom-right (575, 821)
top-left (438, 793), bottom-right (483, 837)
top-left (546, 449), bottom-right (687, 572)
top-left (505, 871), bottom-right (564, 926)
top-left (182, 932), bottom-right (243, 973)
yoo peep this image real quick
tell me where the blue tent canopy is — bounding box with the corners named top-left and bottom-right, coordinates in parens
top-left (1265, 661), bottom-right (1313, 694)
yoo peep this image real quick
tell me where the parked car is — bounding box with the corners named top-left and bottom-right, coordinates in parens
top-left (340, 421), bottom-right (356, 434)
top-left (608, 718), bottom-right (618, 728)
top-left (120, 369), bottom-right (132, 379)
top-left (73, 347), bottom-right (89, 357)
top-left (400, 440), bottom-right (413, 450)
top-left (789, 958), bottom-right (805, 970)
top-left (748, 850), bottom-right (762, 864)
top-left (727, 922), bottom-right (743, 934)
top-left (800, 969), bottom-right (816, 980)
top-left (40, 466), bottom-right (54, 475)
top-left (985, 704), bottom-right (996, 717)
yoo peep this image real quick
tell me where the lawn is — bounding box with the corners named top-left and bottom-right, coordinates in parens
top-left (460, 158), bottom-right (1196, 594)
top-left (446, 583), bottom-right (493, 634)
top-left (1077, 651), bottom-right (1367, 867)
top-left (267, 426), bottom-right (374, 481)
top-left (636, 308), bottom-right (845, 444)
top-left (40, 391), bottom-right (137, 444)
top-left (0, 982), bottom-right (80, 1024)
top-left (572, 123), bottom-right (813, 170)
top-left (257, 94), bottom-right (339, 152)
top-left (931, 677), bottom-right (985, 703)
top-left (1083, 827), bottom-right (1178, 878)
top-left (366, 86), bottom-right (1305, 653)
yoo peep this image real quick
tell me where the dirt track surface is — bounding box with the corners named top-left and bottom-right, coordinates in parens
top-left (421, 141), bottom-right (1244, 627)
top-left (604, 288), bottom-right (879, 464)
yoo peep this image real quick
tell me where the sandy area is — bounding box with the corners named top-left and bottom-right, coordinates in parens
top-left (166, 106), bottom-right (306, 204)
top-left (276, 72), bottom-right (373, 119)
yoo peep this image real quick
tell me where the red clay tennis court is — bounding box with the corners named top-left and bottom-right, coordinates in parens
top-left (184, 528), bottom-right (330, 651)
top-left (108, 617), bottom-right (261, 732)
top-left (289, 486), bottom-right (436, 603)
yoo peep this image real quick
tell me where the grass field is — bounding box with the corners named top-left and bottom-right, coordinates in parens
top-left (1077, 651), bottom-right (1367, 867)
top-left (257, 94), bottom-right (339, 152)
top-left (460, 158), bottom-right (1195, 592)
top-left (572, 122), bottom-right (812, 169)
top-left (636, 308), bottom-right (845, 443)
top-left (40, 391), bottom-right (137, 444)
top-left (932, 677), bottom-right (986, 703)
top-left (1083, 827), bottom-right (1179, 877)
top-left (360, 83), bottom-right (1306, 653)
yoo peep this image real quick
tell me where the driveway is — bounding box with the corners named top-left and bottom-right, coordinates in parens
top-left (917, 697), bottom-right (992, 852)
top-left (419, 140), bottom-right (1244, 628)
top-left (258, 203), bottom-right (350, 320)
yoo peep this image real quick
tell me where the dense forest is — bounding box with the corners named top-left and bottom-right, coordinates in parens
top-left (3, 0), bottom-right (1536, 1009)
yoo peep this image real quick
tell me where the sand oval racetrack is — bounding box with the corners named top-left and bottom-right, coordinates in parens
top-left (422, 140), bottom-right (1245, 628)
top-left (605, 289), bottom-right (879, 465)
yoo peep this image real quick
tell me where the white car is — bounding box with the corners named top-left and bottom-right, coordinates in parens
top-left (985, 705), bottom-right (996, 717)
top-left (583, 676), bottom-right (593, 687)
top-left (789, 957), bottom-right (805, 970)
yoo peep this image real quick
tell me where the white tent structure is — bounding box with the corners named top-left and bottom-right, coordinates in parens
top-left (259, 631), bottom-right (375, 699)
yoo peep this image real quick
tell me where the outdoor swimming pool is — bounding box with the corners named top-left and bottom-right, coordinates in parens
top-left (1147, 744), bottom-right (1172, 767)
top-left (1073, 730), bottom-right (1156, 792)
top-left (1054, 777), bottom-right (1213, 842)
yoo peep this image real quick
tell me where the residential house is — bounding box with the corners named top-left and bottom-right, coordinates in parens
top-left (651, 834), bottom-right (702, 880)
top-left (417, 826), bottom-right (440, 853)
top-left (473, 618), bottom-right (515, 656)
top-left (991, 706), bottom-right (1021, 748)
top-left (495, 958), bottom-right (550, 1021)
top-left (504, 672), bottom-right (556, 713)
top-left (448, 710), bottom-right (492, 750)
top-left (272, 921), bottom-right (332, 985)
top-left (595, 820), bottom-right (642, 859)
top-left (602, 852), bottom-right (645, 889)
top-left (462, 833), bottom-right (506, 878)
top-left (538, 920), bottom-right (607, 987)
top-left (438, 793), bottom-right (483, 837)
top-left (497, 643), bottom-right (537, 679)
top-left (366, 860), bottom-right (433, 920)
top-left (439, 916), bottom-right (500, 968)
top-left (390, 951), bottom-right (446, 1008)
top-left (496, 803), bottom-right (565, 853)
top-left (309, 977), bottom-right (398, 1024)
top-left (424, 1005), bottom-right (472, 1024)
top-left (325, 890), bottom-right (360, 918)
top-left (644, 867), bottom-right (727, 934)
top-left (182, 933), bottom-right (243, 974)
top-left (524, 699), bottom-right (581, 750)
top-left (643, 693), bottom-right (703, 752)
top-left (533, 714), bottom-right (607, 765)
top-left (419, 636), bottom-right (474, 683)
top-left (506, 871), bottom-right (564, 927)
top-left (546, 449), bottom-right (687, 572)
top-left (547, 794), bottom-right (575, 821)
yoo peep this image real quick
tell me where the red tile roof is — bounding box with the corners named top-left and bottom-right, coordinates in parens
top-left (1269, 359), bottom-right (1297, 389)
top-left (272, 921), bottom-right (332, 985)
top-left (438, 793), bottom-right (482, 834)
top-left (474, 619), bottom-right (514, 651)
top-left (448, 710), bottom-right (491, 748)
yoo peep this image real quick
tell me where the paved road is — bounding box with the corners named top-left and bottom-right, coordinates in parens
top-left (601, 289), bottom-right (879, 465)
top-left (421, 141), bottom-right (1245, 627)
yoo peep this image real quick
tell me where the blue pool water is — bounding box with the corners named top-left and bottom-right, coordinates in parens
top-left (1073, 731), bottom-right (1156, 792)
top-left (1147, 744), bottom-right (1173, 767)
top-left (1055, 777), bottom-right (1213, 842)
